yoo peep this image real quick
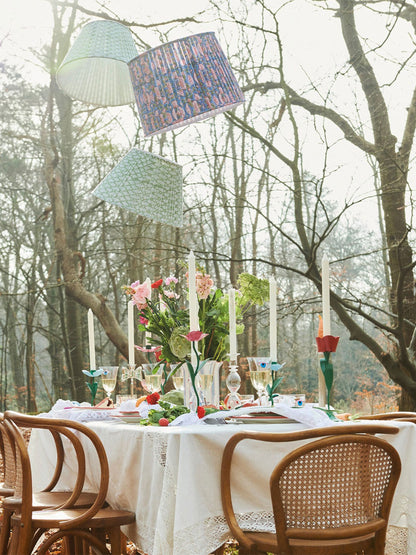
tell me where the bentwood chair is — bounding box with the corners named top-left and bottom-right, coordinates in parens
top-left (4, 411), bottom-right (135, 555)
top-left (0, 415), bottom-right (16, 499)
top-left (359, 411), bottom-right (416, 420)
top-left (221, 424), bottom-right (401, 555)
top-left (0, 414), bottom-right (100, 554)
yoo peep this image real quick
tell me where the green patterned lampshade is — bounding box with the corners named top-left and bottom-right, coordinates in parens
top-left (56, 20), bottom-right (138, 106)
top-left (93, 148), bottom-right (183, 227)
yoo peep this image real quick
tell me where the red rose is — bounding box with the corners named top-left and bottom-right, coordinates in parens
top-left (151, 279), bottom-right (163, 289)
top-left (154, 347), bottom-right (163, 362)
top-left (316, 335), bottom-right (340, 353)
top-left (159, 417), bottom-right (169, 426)
top-left (197, 406), bottom-right (205, 419)
top-left (146, 392), bottom-right (161, 405)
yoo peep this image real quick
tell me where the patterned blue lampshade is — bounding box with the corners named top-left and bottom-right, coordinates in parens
top-left (128, 32), bottom-right (245, 137)
top-left (56, 20), bottom-right (138, 106)
top-left (93, 148), bottom-right (183, 227)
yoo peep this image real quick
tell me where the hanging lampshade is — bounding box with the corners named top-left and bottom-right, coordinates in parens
top-left (56, 20), bottom-right (138, 106)
top-left (93, 148), bottom-right (183, 227)
top-left (128, 32), bottom-right (245, 137)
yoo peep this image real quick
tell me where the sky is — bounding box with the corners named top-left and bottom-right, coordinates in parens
top-left (1, 0), bottom-right (414, 230)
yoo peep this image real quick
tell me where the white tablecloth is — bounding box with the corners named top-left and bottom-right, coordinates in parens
top-left (29, 420), bottom-right (416, 555)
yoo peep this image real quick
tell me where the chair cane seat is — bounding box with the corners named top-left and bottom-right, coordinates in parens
top-left (241, 530), bottom-right (379, 555)
top-left (3, 490), bottom-right (99, 510)
top-left (0, 482), bottom-right (14, 497)
top-left (243, 531), bottom-right (279, 552)
top-left (287, 533), bottom-right (377, 555)
top-left (33, 490), bottom-right (100, 509)
top-left (12, 506), bottom-right (135, 529)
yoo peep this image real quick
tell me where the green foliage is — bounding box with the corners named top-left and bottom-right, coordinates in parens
top-left (168, 326), bottom-right (191, 360)
top-left (161, 390), bottom-right (184, 405)
top-left (140, 401), bottom-right (190, 425)
top-left (237, 273), bottom-right (270, 306)
top-left (139, 294), bottom-right (189, 362)
top-left (199, 288), bottom-right (230, 360)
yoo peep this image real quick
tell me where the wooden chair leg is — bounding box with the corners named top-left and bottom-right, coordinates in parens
top-left (107, 526), bottom-right (122, 555)
top-left (7, 523), bottom-right (21, 555)
top-left (64, 535), bottom-right (76, 554)
top-left (37, 530), bottom-right (109, 555)
top-left (82, 537), bottom-right (90, 555)
top-left (0, 507), bottom-right (13, 554)
top-left (121, 532), bottom-right (128, 554)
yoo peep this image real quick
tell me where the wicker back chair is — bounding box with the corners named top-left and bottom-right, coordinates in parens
top-left (271, 434), bottom-right (401, 554)
top-left (221, 424), bottom-right (400, 555)
top-left (360, 411), bottom-right (416, 420)
top-left (4, 411), bottom-right (135, 555)
top-left (0, 412), bottom-right (101, 554)
top-left (0, 415), bottom-right (16, 498)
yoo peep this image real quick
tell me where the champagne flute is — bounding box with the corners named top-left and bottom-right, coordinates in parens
top-left (142, 363), bottom-right (163, 393)
top-left (197, 362), bottom-right (215, 406)
top-left (171, 364), bottom-right (184, 392)
top-left (247, 357), bottom-right (272, 406)
top-left (100, 366), bottom-right (119, 401)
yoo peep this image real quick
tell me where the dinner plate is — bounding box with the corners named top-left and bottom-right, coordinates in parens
top-left (66, 406), bottom-right (115, 411)
top-left (226, 415), bottom-right (298, 424)
top-left (113, 413), bottom-right (142, 423)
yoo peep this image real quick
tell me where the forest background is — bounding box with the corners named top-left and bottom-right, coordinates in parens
top-left (2, 0), bottom-right (416, 414)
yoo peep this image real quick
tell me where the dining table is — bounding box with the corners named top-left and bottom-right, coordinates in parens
top-left (28, 414), bottom-right (416, 555)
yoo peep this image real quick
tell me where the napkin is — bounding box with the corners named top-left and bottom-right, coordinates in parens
top-left (202, 404), bottom-right (334, 428)
top-left (39, 399), bottom-right (119, 422)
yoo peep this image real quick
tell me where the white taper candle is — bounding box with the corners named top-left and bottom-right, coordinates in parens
top-left (128, 300), bottom-right (135, 367)
top-left (228, 287), bottom-right (237, 363)
top-left (188, 251), bottom-right (199, 332)
top-left (87, 309), bottom-right (96, 371)
top-left (269, 276), bottom-right (277, 362)
top-left (144, 277), bottom-right (152, 346)
top-left (322, 254), bottom-right (331, 335)
top-left (319, 254), bottom-right (331, 407)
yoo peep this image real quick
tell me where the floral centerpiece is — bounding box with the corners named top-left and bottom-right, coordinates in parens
top-left (124, 271), bottom-right (233, 365)
top-left (124, 269), bottom-right (269, 407)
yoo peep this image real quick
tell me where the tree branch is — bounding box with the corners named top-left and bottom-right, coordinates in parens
top-left (242, 81), bottom-right (378, 156)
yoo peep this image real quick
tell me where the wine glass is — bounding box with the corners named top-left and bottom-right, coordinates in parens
top-left (197, 362), bottom-right (216, 406)
top-left (247, 357), bottom-right (272, 406)
top-left (171, 364), bottom-right (184, 392)
top-left (100, 366), bottom-right (119, 401)
top-left (142, 363), bottom-right (164, 393)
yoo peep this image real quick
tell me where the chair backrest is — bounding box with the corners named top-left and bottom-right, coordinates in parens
top-left (4, 411), bottom-right (110, 529)
top-left (0, 416), bottom-right (16, 490)
top-left (360, 411), bottom-right (416, 420)
top-left (221, 424), bottom-right (400, 552)
top-left (270, 434), bottom-right (401, 553)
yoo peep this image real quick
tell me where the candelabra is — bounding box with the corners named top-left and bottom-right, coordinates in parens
top-left (225, 356), bottom-right (241, 409)
top-left (121, 364), bottom-right (142, 396)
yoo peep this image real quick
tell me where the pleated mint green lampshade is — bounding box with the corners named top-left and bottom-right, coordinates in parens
top-left (93, 148), bottom-right (183, 227)
top-left (56, 20), bottom-right (138, 106)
